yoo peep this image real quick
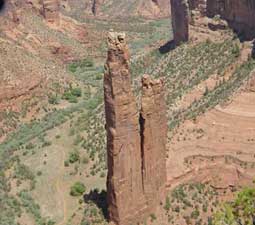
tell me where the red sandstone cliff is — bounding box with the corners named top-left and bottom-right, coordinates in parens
top-left (171, 0), bottom-right (255, 44)
top-left (104, 32), bottom-right (167, 225)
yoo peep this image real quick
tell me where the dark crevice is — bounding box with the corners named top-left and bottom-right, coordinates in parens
top-left (139, 113), bottom-right (145, 192)
top-left (92, 0), bottom-right (96, 16)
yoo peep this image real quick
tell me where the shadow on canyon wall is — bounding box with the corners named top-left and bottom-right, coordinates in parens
top-left (0, 0), bottom-right (5, 12)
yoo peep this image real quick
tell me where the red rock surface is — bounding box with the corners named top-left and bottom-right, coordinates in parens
top-left (104, 32), bottom-right (167, 225)
top-left (171, 0), bottom-right (255, 44)
top-left (207, 0), bottom-right (255, 40)
top-left (104, 32), bottom-right (147, 225)
top-left (140, 75), bottom-right (167, 211)
top-left (41, 0), bottom-right (60, 24)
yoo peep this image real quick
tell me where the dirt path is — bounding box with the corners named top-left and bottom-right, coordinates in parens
top-left (55, 127), bottom-right (68, 225)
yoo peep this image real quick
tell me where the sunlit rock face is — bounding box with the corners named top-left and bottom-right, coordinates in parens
top-left (104, 32), bottom-right (167, 225)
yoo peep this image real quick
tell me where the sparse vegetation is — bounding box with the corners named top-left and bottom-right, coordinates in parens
top-left (213, 187), bottom-right (255, 225)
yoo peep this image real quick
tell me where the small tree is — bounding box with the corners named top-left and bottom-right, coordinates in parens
top-left (69, 150), bottom-right (80, 163)
top-left (164, 196), bottom-right (171, 211)
top-left (70, 182), bottom-right (86, 196)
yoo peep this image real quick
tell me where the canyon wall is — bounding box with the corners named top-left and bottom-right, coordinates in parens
top-left (171, 0), bottom-right (255, 44)
top-left (207, 0), bottom-right (255, 40)
top-left (104, 32), bottom-right (167, 225)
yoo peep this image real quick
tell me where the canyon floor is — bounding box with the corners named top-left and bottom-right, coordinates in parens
top-left (1, 2), bottom-right (255, 225)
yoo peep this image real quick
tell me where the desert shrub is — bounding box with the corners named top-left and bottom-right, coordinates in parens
top-left (63, 92), bottom-right (78, 103)
top-left (164, 196), bottom-right (171, 211)
top-left (69, 63), bottom-right (78, 73)
top-left (231, 43), bottom-right (240, 58)
top-left (64, 160), bottom-right (69, 167)
top-left (42, 140), bottom-right (52, 148)
top-left (62, 87), bottom-right (82, 103)
top-left (36, 171), bottom-right (42, 176)
top-left (14, 163), bottom-right (34, 181)
top-left (100, 172), bottom-right (105, 178)
top-left (70, 182), bottom-right (86, 196)
top-left (80, 58), bottom-right (94, 68)
top-left (150, 214), bottom-right (157, 222)
top-left (25, 143), bottom-right (35, 150)
top-left (48, 94), bottom-right (60, 105)
top-left (71, 88), bottom-right (82, 97)
top-left (82, 156), bottom-right (89, 164)
top-left (191, 209), bottom-right (200, 219)
top-left (69, 150), bottom-right (80, 164)
top-left (68, 58), bottom-right (94, 73)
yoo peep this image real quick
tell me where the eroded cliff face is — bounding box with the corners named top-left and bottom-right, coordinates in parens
top-left (188, 0), bottom-right (206, 14)
top-left (140, 75), bottom-right (167, 211)
top-left (41, 0), bottom-right (60, 23)
top-left (104, 32), bottom-right (167, 225)
top-left (207, 0), bottom-right (255, 40)
top-left (171, 0), bottom-right (255, 44)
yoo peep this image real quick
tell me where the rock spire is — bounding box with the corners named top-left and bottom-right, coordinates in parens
top-left (104, 32), bottom-right (167, 225)
top-left (41, 0), bottom-right (60, 24)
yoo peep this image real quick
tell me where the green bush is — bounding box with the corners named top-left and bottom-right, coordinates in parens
top-left (68, 58), bottom-right (94, 73)
top-left (80, 58), bottom-right (94, 68)
top-left (70, 182), bottom-right (86, 196)
top-left (231, 43), bottom-right (240, 58)
top-left (69, 63), bottom-right (78, 73)
top-left (25, 143), bottom-right (35, 150)
top-left (164, 196), bottom-right (171, 211)
top-left (69, 151), bottom-right (80, 163)
top-left (71, 88), bottom-right (82, 97)
top-left (62, 87), bottom-right (82, 103)
top-left (48, 94), bottom-right (60, 105)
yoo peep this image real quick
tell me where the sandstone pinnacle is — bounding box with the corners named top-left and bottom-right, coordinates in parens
top-left (104, 32), bottom-right (167, 225)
